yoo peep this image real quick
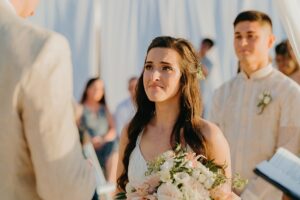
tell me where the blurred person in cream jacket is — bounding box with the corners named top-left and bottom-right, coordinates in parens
top-left (0, 0), bottom-right (96, 199)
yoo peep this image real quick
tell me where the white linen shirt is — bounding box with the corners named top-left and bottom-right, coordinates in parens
top-left (209, 64), bottom-right (300, 199)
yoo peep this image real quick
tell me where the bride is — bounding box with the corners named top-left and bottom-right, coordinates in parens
top-left (116, 36), bottom-right (235, 199)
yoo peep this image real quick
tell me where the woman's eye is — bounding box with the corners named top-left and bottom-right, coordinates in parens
top-left (144, 65), bottom-right (152, 70)
top-left (162, 66), bottom-right (173, 71)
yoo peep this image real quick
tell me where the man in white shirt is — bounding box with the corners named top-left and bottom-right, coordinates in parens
top-left (209, 10), bottom-right (300, 200)
top-left (0, 0), bottom-right (96, 199)
top-left (114, 77), bottom-right (138, 138)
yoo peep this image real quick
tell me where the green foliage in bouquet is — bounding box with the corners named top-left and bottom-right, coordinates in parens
top-left (232, 173), bottom-right (248, 191)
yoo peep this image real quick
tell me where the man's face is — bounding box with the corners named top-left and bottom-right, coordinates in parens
top-left (200, 43), bottom-right (211, 55)
top-left (234, 21), bottom-right (274, 66)
top-left (276, 54), bottom-right (298, 75)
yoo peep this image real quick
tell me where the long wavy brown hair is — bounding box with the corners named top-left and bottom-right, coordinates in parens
top-left (117, 36), bottom-right (206, 190)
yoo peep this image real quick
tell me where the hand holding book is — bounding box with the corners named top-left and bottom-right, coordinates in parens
top-left (254, 148), bottom-right (300, 200)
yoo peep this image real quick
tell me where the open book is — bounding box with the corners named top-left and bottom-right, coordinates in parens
top-left (254, 148), bottom-right (300, 200)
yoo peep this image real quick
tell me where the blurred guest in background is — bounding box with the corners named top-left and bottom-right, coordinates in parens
top-left (275, 40), bottom-right (300, 85)
top-left (286, 41), bottom-right (300, 84)
top-left (198, 38), bottom-right (215, 77)
top-left (79, 77), bottom-right (118, 183)
top-left (0, 0), bottom-right (96, 199)
top-left (114, 76), bottom-right (138, 139)
top-left (198, 38), bottom-right (215, 119)
top-left (275, 41), bottom-right (290, 74)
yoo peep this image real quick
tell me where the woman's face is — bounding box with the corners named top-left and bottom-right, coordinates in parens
top-left (143, 48), bottom-right (182, 103)
top-left (87, 79), bottom-right (104, 102)
top-left (276, 55), bottom-right (297, 75)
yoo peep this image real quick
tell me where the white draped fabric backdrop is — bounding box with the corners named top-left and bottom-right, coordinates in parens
top-left (30, 0), bottom-right (289, 112)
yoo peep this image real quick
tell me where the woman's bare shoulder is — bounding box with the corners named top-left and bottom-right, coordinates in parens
top-left (200, 119), bottom-right (231, 175)
top-left (200, 118), bottom-right (223, 142)
top-left (120, 124), bottom-right (129, 143)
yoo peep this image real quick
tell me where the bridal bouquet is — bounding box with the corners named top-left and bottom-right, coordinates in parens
top-left (116, 145), bottom-right (247, 200)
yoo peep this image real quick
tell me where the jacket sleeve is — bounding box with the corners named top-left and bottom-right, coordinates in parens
top-left (19, 33), bottom-right (96, 200)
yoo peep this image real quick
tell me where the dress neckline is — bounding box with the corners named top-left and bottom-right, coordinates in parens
top-left (136, 131), bottom-right (193, 164)
top-left (136, 132), bottom-right (149, 164)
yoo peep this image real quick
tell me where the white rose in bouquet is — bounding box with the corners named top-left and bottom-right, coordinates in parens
top-left (174, 172), bottom-right (190, 186)
top-left (159, 170), bottom-right (171, 183)
top-left (160, 159), bottom-right (174, 171)
top-left (182, 178), bottom-right (210, 200)
top-left (156, 182), bottom-right (182, 200)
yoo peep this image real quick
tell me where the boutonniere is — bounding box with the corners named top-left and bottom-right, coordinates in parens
top-left (257, 90), bottom-right (272, 114)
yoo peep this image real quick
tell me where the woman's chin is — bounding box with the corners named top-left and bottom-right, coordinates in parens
top-left (147, 95), bottom-right (165, 103)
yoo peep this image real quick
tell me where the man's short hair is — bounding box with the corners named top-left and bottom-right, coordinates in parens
top-left (233, 10), bottom-right (272, 29)
top-left (201, 38), bottom-right (214, 48)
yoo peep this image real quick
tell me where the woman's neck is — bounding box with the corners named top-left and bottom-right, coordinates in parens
top-left (152, 101), bottom-right (180, 133)
top-left (84, 99), bottom-right (100, 110)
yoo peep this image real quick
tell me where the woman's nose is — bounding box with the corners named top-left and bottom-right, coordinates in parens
top-left (151, 69), bottom-right (161, 81)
